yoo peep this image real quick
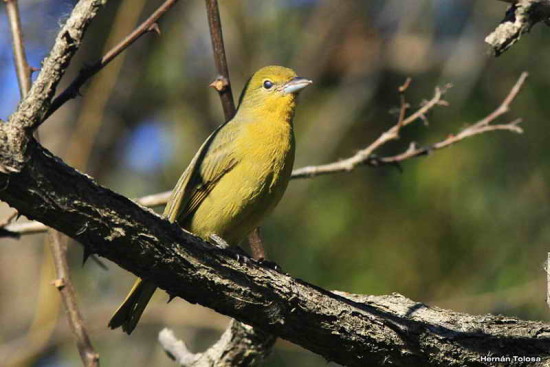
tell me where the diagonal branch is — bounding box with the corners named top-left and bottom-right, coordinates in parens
top-left (0, 138), bottom-right (548, 366)
top-left (3, 0), bottom-right (32, 97)
top-left (44, 0), bottom-right (180, 122)
top-left (291, 82), bottom-right (449, 178)
top-left (292, 73), bottom-right (525, 179)
top-left (49, 231), bottom-right (99, 367)
top-left (0, 0), bottom-right (109, 175)
top-left (7, 0), bottom-right (109, 132)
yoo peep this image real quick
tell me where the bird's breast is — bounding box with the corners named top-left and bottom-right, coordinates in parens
top-left (238, 119), bottom-right (295, 192)
top-left (187, 118), bottom-right (295, 245)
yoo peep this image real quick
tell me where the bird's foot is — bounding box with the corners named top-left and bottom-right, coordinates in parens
top-left (256, 258), bottom-right (282, 272)
top-left (209, 234), bottom-right (251, 264)
top-left (230, 246), bottom-right (251, 264)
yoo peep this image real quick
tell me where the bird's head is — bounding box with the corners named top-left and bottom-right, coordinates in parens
top-left (236, 65), bottom-right (312, 118)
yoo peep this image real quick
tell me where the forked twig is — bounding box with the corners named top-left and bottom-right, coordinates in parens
top-left (292, 73), bottom-right (526, 178)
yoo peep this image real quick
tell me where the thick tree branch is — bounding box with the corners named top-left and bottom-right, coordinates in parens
top-left (547, 253), bottom-right (550, 309)
top-left (0, 138), bottom-right (548, 366)
top-left (49, 231), bottom-right (99, 367)
top-left (3, 190), bottom-right (172, 236)
top-left (486, 0), bottom-right (550, 56)
top-left (44, 0), bottom-right (179, 121)
top-left (3, 0), bottom-right (32, 97)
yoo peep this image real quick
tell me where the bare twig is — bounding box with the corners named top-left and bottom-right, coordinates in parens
top-left (64, 0), bottom-right (148, 171)
top-left (486, 0), bottom-right (550, 56)
top-left (373, 73), bottom-right (527, 166)
top-left (205, 0), bottom-right (235, 117)
top-left (292, 73), bottom-right (526, 179)
top-left (4, 74), bottom-right (528, 236)
top-left (291, 82), bottom-right (451, 179)
top-left (43, 0), bottom-right (180, 122)
top-left (48, 231), bottom-right (99, 367)
top-left (4, 0), bottom-right (32, 97)
top-left (204, 0), bottom-right (268, 261)
top-left (248, 228), bottom-right (265, 261)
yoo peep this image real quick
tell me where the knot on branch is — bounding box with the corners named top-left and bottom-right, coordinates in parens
top-left (0, 124), bottom-right (31, 173)
top-left (209, 76), bottom-right (230, 92)
top-left (52, 277), bottom-right (66, 290)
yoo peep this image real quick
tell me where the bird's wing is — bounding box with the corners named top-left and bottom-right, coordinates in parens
top-left (163, 120), bottom-right (240, 223)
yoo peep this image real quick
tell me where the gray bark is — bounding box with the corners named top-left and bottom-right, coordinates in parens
top-left (487, 0), bottom-right (550, 56)
top-left (0, 138), bottom-right (548, 367)
top-left (159, 321), bottom-right (276, 367)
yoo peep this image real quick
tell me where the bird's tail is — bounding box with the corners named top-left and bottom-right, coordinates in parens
top-left (108, 278), bottom-right (157, 334)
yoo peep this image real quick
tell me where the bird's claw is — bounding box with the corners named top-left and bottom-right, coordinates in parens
top-left (230, 246), bottom-right (251, 264)
top-left (256, 259), bottom-right (282, 272)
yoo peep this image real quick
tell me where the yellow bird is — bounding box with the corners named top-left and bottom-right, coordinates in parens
top-left (109, 65), bottom-right (312, 334)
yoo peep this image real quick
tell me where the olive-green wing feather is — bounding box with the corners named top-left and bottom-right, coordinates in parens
top-left (163, 120), bottom-right (240, 223)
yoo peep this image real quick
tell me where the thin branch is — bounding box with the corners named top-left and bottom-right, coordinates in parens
top-left (155, 2), bottom-right (275, 366)
top-left (204, 0), bottom-right (269, 261)
top-left (291, 82), bottom-right (449, 178)
top-left (205, 0), bottom-right (236, 117)
top-left (4, 74), bottom-right (528, 236)
top-left (372, 72), bottom-right (527, 166)
top-left (486, 0), bottom-right (550, 56)
top-left (6, 0), bottom-right (108, 133)
top-left (291, 73), bottom-right (526, 179)
top-left (43, 0), bottom-right (179, 122)
top-left (4, 0), bottom-right (32, 97)
top-left (48, 231), bottom-right (99, 367)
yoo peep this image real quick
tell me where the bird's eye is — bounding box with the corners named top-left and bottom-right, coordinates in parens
top-left (263, 80), bottom-right (273, 89)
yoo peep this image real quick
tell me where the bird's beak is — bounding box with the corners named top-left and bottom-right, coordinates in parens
top-left (282, 77), bottom-right (312, 95)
